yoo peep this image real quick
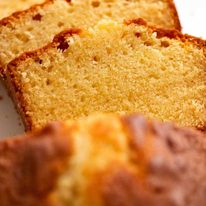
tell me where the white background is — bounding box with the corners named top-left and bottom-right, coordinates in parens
top-left (0, 0), bottom-right (206, 138)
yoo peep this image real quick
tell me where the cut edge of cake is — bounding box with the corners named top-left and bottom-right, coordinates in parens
top-left (5, 28), bottom-right (82, 131)
top-left (5, 18), bottom-right (206, 131)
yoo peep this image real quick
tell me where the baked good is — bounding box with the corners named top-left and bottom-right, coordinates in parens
top-left (6, 19), bottom-right (206, 131)
top-left (0, 121), bottom-right (71, 206)
top-left (0, 113), bottom-right (206, 206)
top-left (0, 0), bottom-right (44, 19)
top-left (0, 0), bottom-right (181, 75)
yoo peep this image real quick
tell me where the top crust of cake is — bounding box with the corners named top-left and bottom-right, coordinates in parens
top-left (0, 121), bottom-right (72, 206)
top-left (0, 114), bottom-right (205, 206)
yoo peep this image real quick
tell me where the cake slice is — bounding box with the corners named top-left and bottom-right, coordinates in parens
top-left (0, 0), bottom-right (181, 75)
top-left (6, 19), bottom-right (206, 131)
top-left (0, 113), bottom-right (206, 206)
top-left (0, 0), bottom-right (44, 19)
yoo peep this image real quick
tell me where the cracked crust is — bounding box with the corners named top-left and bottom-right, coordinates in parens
top-left (77, 114), bottom-right (206, 206)
top-left (0, 114), bottom-right (205, 206)
top-left (0, 122), bottom-right (72, 206)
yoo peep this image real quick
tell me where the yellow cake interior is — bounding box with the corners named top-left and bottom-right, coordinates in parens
top-left (0, 0), bottom-right (179, 71)
top-left (10, 21), bottom-right (206, 130)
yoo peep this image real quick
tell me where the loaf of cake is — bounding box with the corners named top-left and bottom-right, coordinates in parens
top-left (0, 0), bottom-right (44, 19)
top-left (0, 113), bottom-right (205, 206)
top-left (6, 19), bottom-right (206, 131)
top-left (0, 0), bottom-right (181, 75)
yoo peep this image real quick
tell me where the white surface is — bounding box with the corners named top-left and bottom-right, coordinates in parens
top-left (175, 0), bottom-right (206, 38)
top-left (0, 0), bottom-right (206, 138)
top-left (0, 82), bottom-right (24, 138)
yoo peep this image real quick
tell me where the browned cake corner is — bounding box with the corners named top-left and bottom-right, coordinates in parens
top-left (0, 121), bottom-right (72, 206)
top-left (0, 114), bottom-right (206, 206)
top-left (125, 18), bottom-right (206, 48)
top-left (167, 0), bottom-right (181, 30)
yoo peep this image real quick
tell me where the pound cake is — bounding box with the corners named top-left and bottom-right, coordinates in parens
top-left (0, 0), bottom-right (44, 19)
top-left (0, 0), bottom-right (181, 75)
top-left (6, 20), bottom-right (206, 131)
top-left (0, 113), bottom-right (206, 206)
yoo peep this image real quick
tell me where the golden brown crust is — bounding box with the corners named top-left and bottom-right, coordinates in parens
top-left (0, 0), bottom-right (55, 26)
top-left (68, 114), bottom-right (206, 206)
top-left (167, 0), bottom-right (181, 30)
top-left (87, 165), bottom-right (144, 206)
top-left (0, 122), bottom-right (72, 206)
top-left (0, 114), bottom-right (206, 205)
top-left (197, 126), bottom-right (206, 133)
top-left (5, 70), bottom-right (34, 131)
top-left (91, 114), bottom-right (206, 206)
top-left (125, 18), bottom-right (206, 48)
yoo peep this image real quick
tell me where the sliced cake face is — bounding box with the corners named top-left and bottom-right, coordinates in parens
top-left (0, 114), bottom-right (206, 206)
top-left (0, 0), bottom-right (71, 73)
top-left (0, 0), bottom-right (180, 74)
top-left (6, 20), bottom-right (206, 131)
top-left (0, 0), bottom-right (44, 19)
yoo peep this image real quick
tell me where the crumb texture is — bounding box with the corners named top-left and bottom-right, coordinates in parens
top-left (0, 0), bottom-right (180, 72)
top-left (7, 21), bottom-right (206, 130)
